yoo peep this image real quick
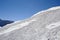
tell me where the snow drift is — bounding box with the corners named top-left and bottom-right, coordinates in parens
top-left (0, 6), bottom-right (60, 40)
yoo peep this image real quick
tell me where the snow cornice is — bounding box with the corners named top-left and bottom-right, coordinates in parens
top-left (32, 6), bottom-right (60, 17)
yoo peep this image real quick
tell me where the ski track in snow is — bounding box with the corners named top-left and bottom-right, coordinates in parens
top-left (46, 21), bottom-right (60, 29)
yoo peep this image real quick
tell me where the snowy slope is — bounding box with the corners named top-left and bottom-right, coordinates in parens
top-left (0, 6), bottom-right (60, 40)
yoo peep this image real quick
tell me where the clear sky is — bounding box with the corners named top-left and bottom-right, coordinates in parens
top-left (0, 0), bottom-right (60, 21)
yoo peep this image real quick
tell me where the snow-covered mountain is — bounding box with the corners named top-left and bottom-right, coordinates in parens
top-left (0, 19), bottom-right (13, 27)
top-left (0, 6), bottom-right (60, 40)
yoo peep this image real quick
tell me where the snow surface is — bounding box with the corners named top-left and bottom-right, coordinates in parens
top-left (0, 19), bottom-right (36, 35)
top-left (0, 6), bottom-right (60, 40)
top-left (46, 21), bottom-right (60, 29)
top-left (32, 6), bottom-right (60, 17)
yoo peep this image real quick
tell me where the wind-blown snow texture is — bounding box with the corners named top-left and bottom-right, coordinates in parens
top-left (0, 6), bottom-right (60, 40)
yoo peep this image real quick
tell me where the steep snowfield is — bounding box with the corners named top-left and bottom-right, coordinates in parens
top-left (0, 6), bottom-right (60, 40)
top-left (0, 19), bottom-right (36, 35)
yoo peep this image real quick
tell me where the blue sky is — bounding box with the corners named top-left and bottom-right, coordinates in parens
top-left (0, 0), bottom-right (60, 21)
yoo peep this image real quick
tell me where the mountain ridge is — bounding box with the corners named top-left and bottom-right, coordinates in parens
top-left (0, 6), bottom-right (60, 40)
top-left (0, 19), bottom-right (14, 27)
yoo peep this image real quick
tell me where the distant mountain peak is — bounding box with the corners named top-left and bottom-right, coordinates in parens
top-left (0, 19), bottom-right (14, 27)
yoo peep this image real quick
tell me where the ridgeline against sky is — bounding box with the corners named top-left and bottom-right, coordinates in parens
top-left (0, 0), bottom-right (60, 21)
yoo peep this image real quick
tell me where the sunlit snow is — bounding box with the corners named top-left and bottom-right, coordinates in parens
top-left (0, 6), bottom-right (60, 40)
